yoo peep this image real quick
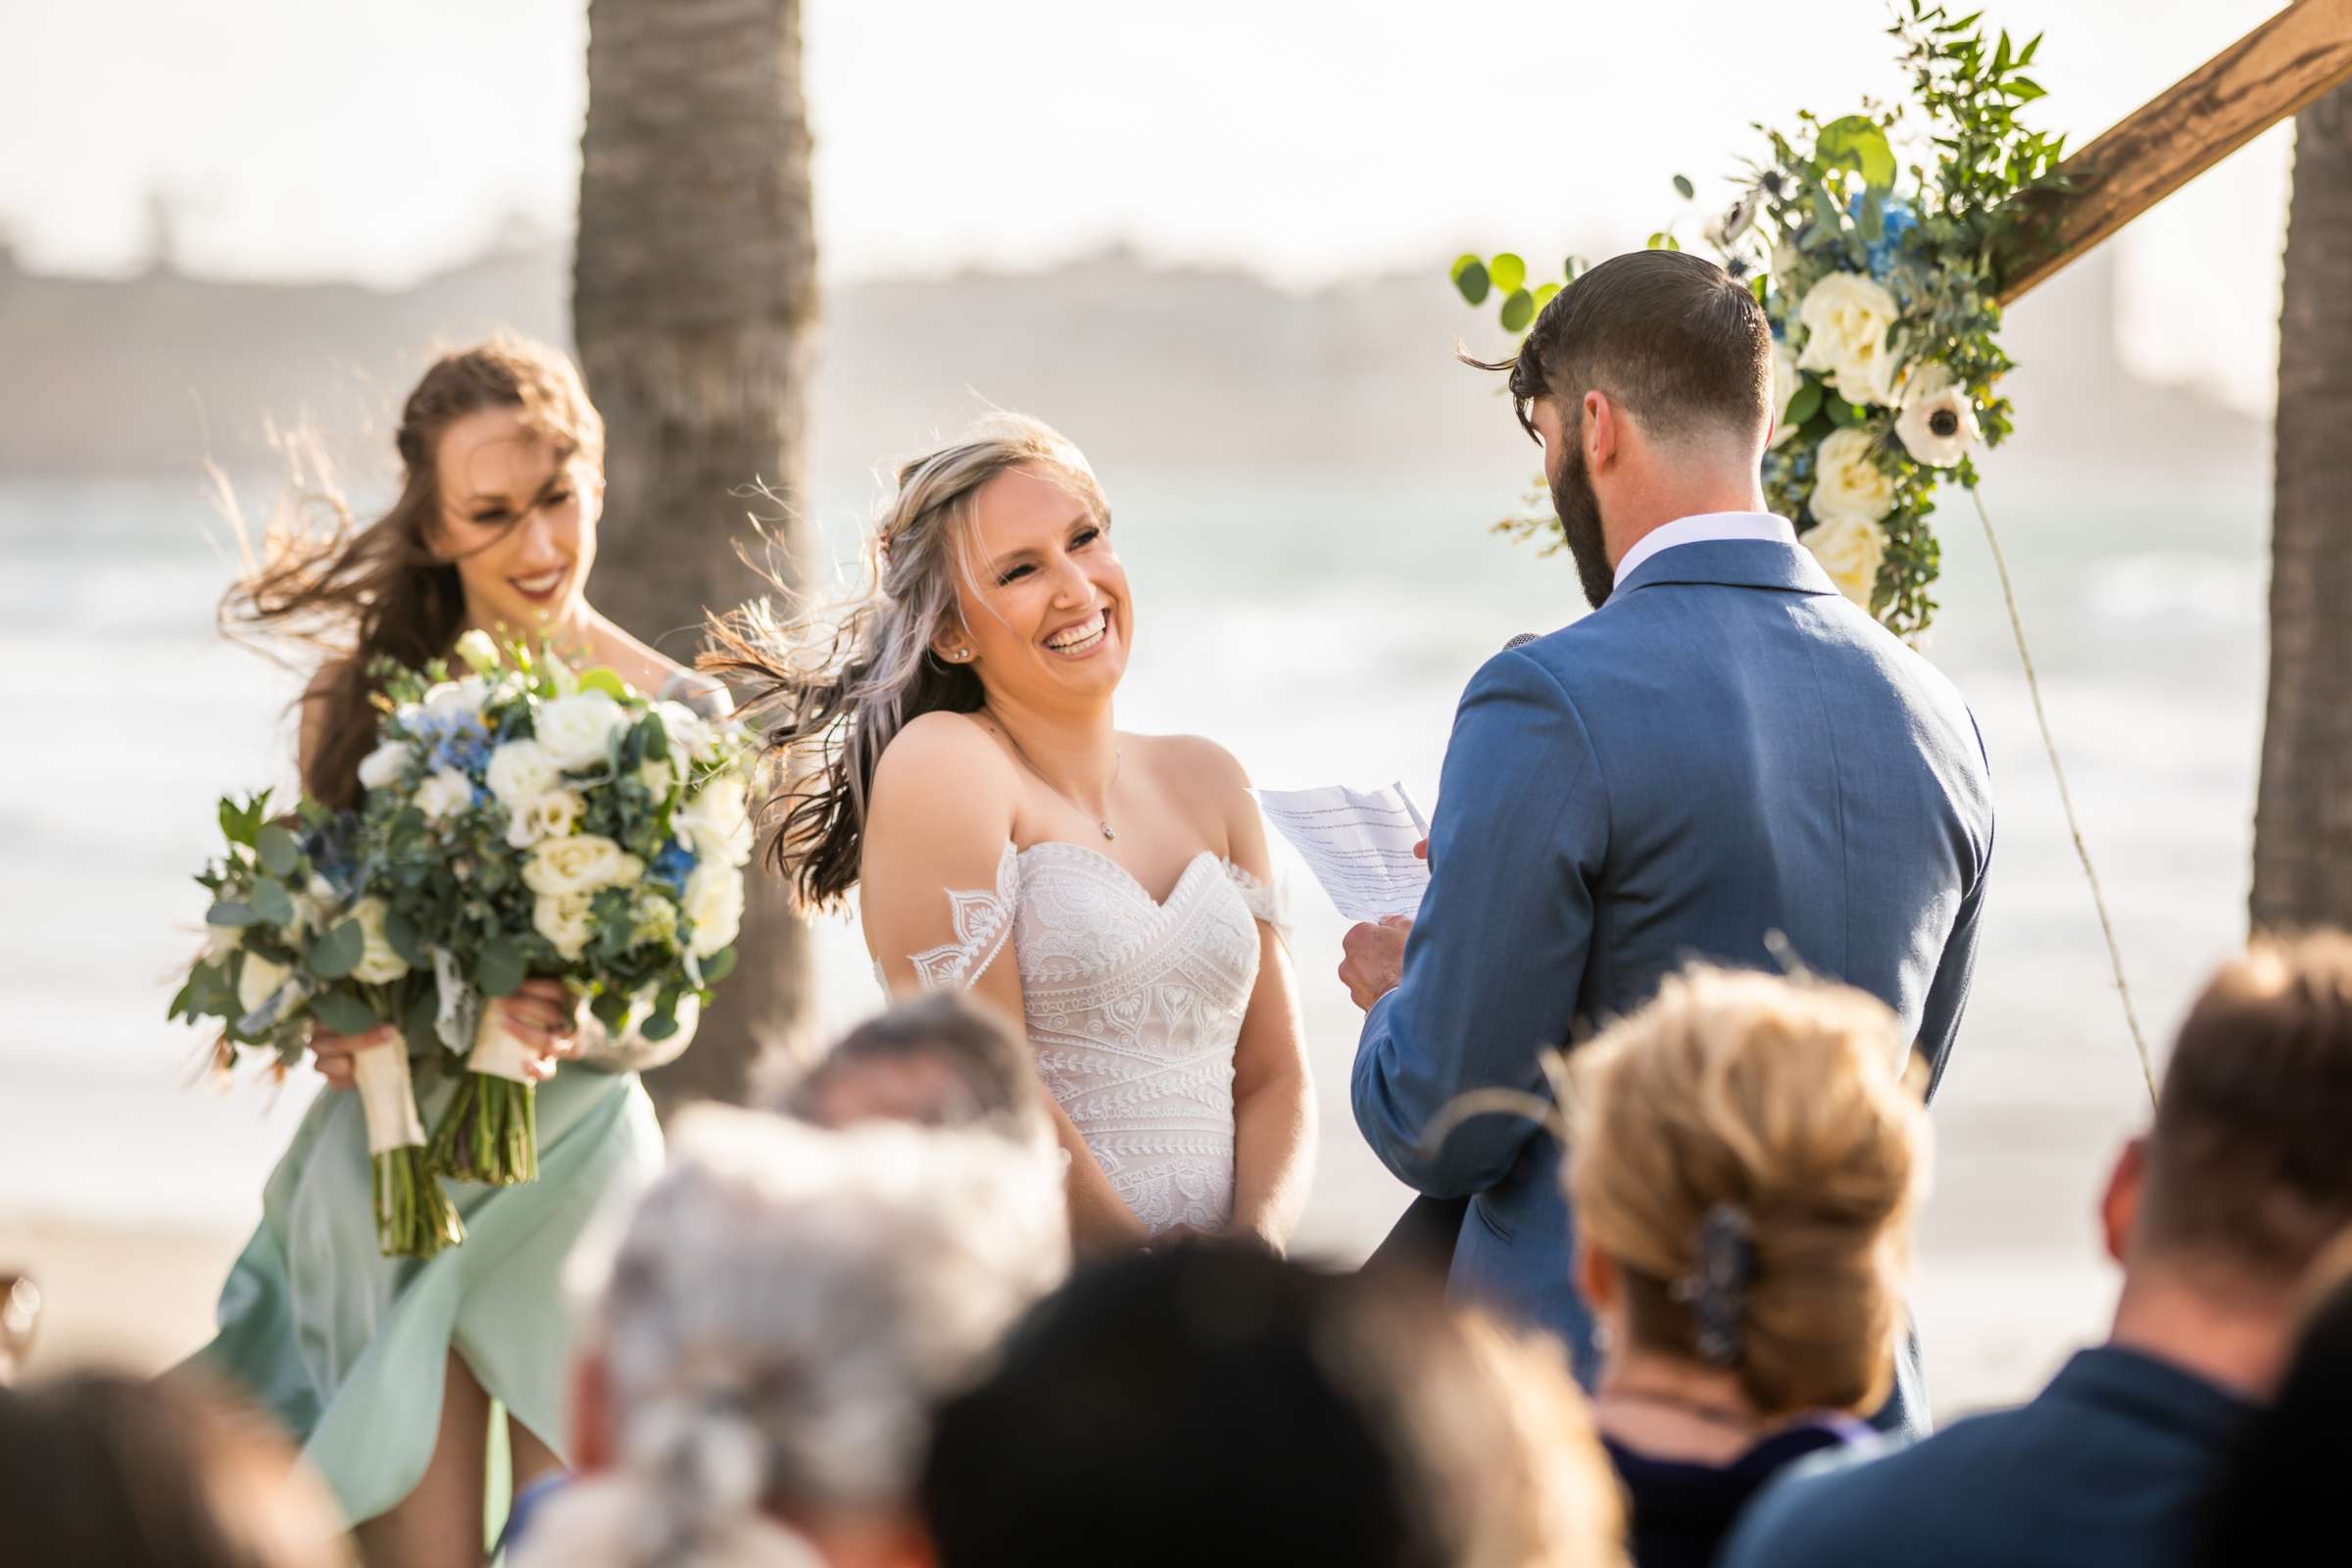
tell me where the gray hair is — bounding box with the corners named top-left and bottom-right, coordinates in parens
top-left (707, 414), bottom-right (1108, 909)
top-left (550, 1107), bottom-right (1069, 1566)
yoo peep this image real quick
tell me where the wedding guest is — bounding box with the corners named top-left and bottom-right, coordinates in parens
top-left (0, 1370), bottom-right (352, 1567)
top-left (769, 993), bottom-right (1054, 1151)
top-left (196, 336), bottom-right (732, 1567)
top-left (920, 1243), bottom-right (1628, 1568)
top-left (2192, 1233), bottom-right (2352, 1564)
top-left (1722, 933), bottom-right (2352, 1568)
top-left (1564, 964), bottom-right (1926, 1568)
top-left (510, 1107), bottom-right (1068, 1568)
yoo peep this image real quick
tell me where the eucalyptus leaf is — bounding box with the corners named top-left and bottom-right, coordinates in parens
top-left (250, 876), bottom-right (296, 928)
top-left (1452, 257), bottom-right (1491, 306)
top-left (1672, 173), bottom-right (1695, 201)
top-left (1497, 288), bottom-right (1536, 333)
top-left (1784, 380), bottom-right (1824, 429)
top-left (577, 667), bottom-right (631, 702)
top-left (699, 947), bottom-right (739, 986)
top-left (1487, 253), bottom-right (1526, 294)
top-left (311, 989), bottom-right (380, 1035)
top-left (206, 899), bottom-right (259, 928)
top-left (385, 908), bottom-right (425, 968)
top-left (639, 1009), bottom-right (680, 1043)
top-left (306, 918), bottom-right (366, 981)
top-left (256, 825), bottom-right (302, 879)
top-left (474, 938), bottom-right (527, 999)
top-left (592, 988), bottom-right (633, 1032)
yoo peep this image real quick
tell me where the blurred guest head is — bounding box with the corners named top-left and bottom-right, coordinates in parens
top-left (2194, 1232), bottom-right (2352, 1564)
top-left (221, 334), bottom-right (606, 808)
top-left (921, 1243), bottom-right (1627, 1568)
top-left (0, 1272), bottom-right (38, 1384)
top-left (709, 414), bottom-right (1117, 911)
top-left (2101, 931), bottom-right (2352, 1393)
top-left (1568, 962), bottom-right (1927, 1422)
top-left (0, 1370), bottom-right (350, 1568)
top-left (522, 1109), bottom-right (1068, 1568)
top-left (1471, 249), bottom-right (1773, 609)
top-left (769, 993), bottom-right (1053, 1151)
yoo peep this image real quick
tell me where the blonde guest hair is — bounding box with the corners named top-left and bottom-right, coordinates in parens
top-left (1565, 964), bottom-right (1929, 1419)
top-left (707, 415), bottom-right (1110, 910)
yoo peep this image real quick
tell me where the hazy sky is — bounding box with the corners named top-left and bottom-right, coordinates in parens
top-left (0, 0), bottom-right (2294, 411)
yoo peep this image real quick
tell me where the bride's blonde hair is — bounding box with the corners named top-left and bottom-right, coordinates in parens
top-left (1565, 964), bottom-right (1929, 1418)
top-left (708, 414), bottom-right (1107, 909)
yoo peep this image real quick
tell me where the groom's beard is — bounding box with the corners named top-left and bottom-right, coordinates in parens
top-left (1550, 443), bottom-right (1614, 611)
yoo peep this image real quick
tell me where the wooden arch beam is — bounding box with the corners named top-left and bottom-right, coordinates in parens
top-left (1996, 0), bottom-right (2352, 304)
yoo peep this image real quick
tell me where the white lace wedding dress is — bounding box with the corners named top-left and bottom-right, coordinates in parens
top-left (907, 840), bottom-right (1282, 1234)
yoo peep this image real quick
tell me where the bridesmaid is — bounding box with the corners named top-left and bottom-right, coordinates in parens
top-left (195, 337), bottom-right (729, 1567)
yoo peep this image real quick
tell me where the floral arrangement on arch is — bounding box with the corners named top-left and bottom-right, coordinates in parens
top-left (1452, 3), bottom-right (2063, 635)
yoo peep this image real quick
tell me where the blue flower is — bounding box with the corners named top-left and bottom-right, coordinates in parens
top-left (1845, 191), bottom-right (1918, 282)
top-left (651, 843), bottom-right (699, 893)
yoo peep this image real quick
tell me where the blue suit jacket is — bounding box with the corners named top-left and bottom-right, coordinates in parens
top-left (1352, 538), bottom-right (1992, 1434)
top-left (1716, 1346), bottom-right (2256, 1568)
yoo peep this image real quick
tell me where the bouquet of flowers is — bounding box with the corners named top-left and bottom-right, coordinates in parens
top-left (173, 630), bottom-right (756, 1256)
top-left (1452, 2), bottom-right (2062, 637)
top-left (352, 631), bottom-right (754, 1186)
top-left (171, 794), bottom-right (464, 1257)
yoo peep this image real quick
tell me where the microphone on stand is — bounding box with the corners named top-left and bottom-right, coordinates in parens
top-left (1360, 631), bottom-right (1539, 1287)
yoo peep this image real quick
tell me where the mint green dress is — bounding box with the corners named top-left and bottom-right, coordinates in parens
top-left (193, 1058), bottom-right (664, 1526)
top-left (191, 672), bottom-right (722, 1528)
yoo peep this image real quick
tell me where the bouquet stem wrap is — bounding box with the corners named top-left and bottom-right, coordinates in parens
top-left (354, 1040), bottom-right (463, 1257)
top-left (427, 1002), bottom-right (541, 1187)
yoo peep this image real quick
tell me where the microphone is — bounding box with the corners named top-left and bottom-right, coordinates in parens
top-left (1502, 632), bottom-right (1539, 653)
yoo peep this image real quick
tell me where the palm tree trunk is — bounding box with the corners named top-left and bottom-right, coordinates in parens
top-left (575, 0), bottom-right (818, 1111)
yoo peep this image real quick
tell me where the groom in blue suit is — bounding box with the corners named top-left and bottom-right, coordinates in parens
top-left (1340, 250), bottom-right (1992, 1436)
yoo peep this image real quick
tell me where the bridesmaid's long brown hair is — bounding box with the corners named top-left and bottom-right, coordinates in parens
top-left (220, 337), bottom-right (603, 808)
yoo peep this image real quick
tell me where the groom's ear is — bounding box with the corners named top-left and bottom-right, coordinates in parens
top-left (1584, 390), bottom-right (1622, 472)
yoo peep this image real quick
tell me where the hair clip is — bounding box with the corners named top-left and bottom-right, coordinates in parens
top-left (1670, 1201), bottom-right (1756, 1366)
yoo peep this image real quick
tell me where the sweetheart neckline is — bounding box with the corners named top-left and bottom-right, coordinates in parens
top-left (1009, 839), bottom-right (1225, 912)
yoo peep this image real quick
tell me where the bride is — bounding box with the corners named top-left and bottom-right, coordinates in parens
top-left (719, 415), bottom-right (1312, 1254)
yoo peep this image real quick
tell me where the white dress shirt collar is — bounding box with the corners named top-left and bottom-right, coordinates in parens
top-left (1612, 512), bottom-right (1798, 587)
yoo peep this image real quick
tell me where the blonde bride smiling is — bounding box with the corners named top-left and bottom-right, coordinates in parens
top-left (718, 415), bottom-right (1313, 1255)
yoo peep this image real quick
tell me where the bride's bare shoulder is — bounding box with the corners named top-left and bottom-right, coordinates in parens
top-left (1131, 731), bottom-right (1251, 795)
top-left (871, 712), bottom-right (1016, 813)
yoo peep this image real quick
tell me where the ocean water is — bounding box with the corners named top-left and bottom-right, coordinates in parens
top-left (0, 462), bottom-right (2269, 1415)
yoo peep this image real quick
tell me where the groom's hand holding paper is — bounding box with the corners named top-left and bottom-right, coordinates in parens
top-left (1252, 782), bottom-right (1431, 923)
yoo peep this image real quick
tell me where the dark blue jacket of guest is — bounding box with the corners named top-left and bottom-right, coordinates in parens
top-left (1351, 533), bottom-right (1994, 1438)
top-left (1606, 1417), bottom-right (1872, 1568)
top-left (1717, 1346), bottom-right (2256, 1568)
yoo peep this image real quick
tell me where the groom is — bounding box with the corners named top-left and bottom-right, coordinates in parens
top-left (1339, 249), bottom-right (1992, 1435)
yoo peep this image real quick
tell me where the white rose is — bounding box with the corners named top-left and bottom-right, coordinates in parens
top-left (205, 922), bottom-right (246, 960)
top-left (1769, 340), bottom-right (1803, 450)
top-left (682, 863), bottom-right (745, 956)
top-left (638, 759), bottom-right (675, 800)
top-left (533, 891), bottom-right (595, 962)
top-left (1809, 427), bottom-right (1897, 529)
top-left (237, 952), bottom-right (292, 1017)
top-left (534, 692), bottom-right (628, 771)
top-left (413, 767), bottom-right (474, 824)
top-left (676, 773), bottom-right (755, 866)
top-left (505, 789), bottom-right (585, 850)
top-left (347, 896), bottom-right (412, 985)
top-left (1803, 514), bottom-right (1889, 611)
top-left (654, 701), bottom-right (717, 765)
top-left (1796, 272), bottom-right (1903, 407)
top-left (454, 629), bottom-right (501, 674)
top-left (357, 741), bottom-right (413, 792)
top-left (524, 834), bottom-right (644, 898)
top-left (485, 739), bottom-right (562, 808)
top-left (421, 677), bottom-right (490, 720)
top-left (1894, 362), bottom-right (1982, 469)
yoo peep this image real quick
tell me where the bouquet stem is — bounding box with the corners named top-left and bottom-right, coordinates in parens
top-left (352, 1041), bottom-right (462, 1257)
top-left (427, 1005), bottom-right (542, 1186)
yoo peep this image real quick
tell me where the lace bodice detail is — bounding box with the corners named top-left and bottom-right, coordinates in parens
top-left (909, 842), bottom-right (1282, 1234)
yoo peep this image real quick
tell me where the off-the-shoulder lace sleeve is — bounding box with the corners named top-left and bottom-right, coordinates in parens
top-left (1223, 859), bottom-right (1291, 943)
top-left (907, 842), bottom-right (1021, 992)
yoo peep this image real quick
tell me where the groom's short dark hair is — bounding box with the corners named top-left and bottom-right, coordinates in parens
top-left (1478, 249), bottom-right (1771, 449)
